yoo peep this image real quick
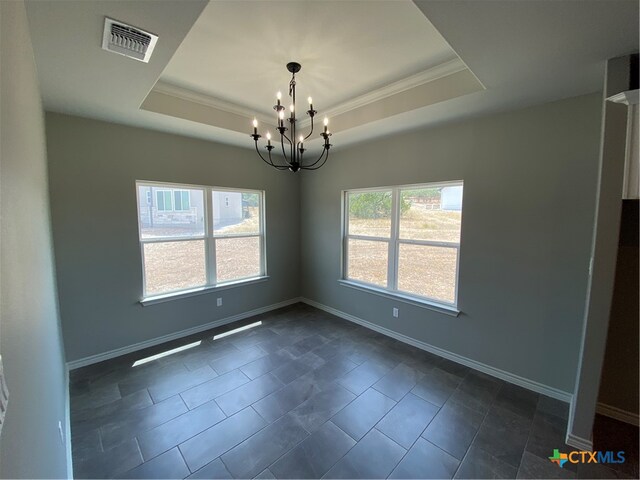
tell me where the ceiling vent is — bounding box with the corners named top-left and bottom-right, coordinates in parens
top-left (102, 18), bottom-right (158, 63)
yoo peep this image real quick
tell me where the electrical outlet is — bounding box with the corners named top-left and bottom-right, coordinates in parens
top-left (58, 420), bottom-right (64, 445)
top-left (392, 307), bottom-right (399, 318)
top-left (216, 298), bottom-right (223, 307)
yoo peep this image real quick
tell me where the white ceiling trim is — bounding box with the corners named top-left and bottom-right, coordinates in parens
top-left (148, 57), bottom-right (469, 129)
top-left (317, 57), bottom-right (469, 121)
top-left (151, 81), bottom-right (275, 124)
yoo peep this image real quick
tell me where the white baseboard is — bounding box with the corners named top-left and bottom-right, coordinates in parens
top-left (64, 366), bottom-right (74, 479)
top-left (566, 432), bottom-right (593, 451)
top-left (300, 297), bottom-right (573, 403)
top-left (597, 402), bottom-right (640, 426)
top-left (67, 297), bottom-right (301, 370)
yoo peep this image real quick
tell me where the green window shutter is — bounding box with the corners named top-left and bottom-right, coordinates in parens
top-left (174, 190), bottom-right (182, 211)
top-left (182, 191), bottom-right (190, 210)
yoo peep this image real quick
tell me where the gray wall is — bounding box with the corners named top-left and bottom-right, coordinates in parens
top-left (300, 93), bottom-right (602, 394)
top-left (569, 56), bottom-right (632, 442)
top-left (46, 113), bottom-right (300, 362)
top-left (0, 1), bottom-right (70, 477)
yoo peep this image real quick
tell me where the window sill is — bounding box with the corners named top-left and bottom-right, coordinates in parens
top-left (141, 276), bottom-right (269, 306)
top-left (337, 279), bottom-right (460, 317)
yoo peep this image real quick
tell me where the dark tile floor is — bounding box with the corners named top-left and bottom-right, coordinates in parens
top-left (70, 303), bottom-right (638, 479)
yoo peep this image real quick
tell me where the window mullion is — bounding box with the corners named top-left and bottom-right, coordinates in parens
top-left (205, 187), bottom-right (216, 286)
top-left (260, 192), bottom-right (266, 276)
top-left (141, 242), bottom-right (148, 298)
top-left (388, 188), bottom-right (400, 290)
top-left (343, 192), bottom-right (349, 280)
top-left (454, 245), bottom-right (460, 306)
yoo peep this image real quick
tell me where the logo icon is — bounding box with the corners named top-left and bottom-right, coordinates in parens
top-left (549, 449), bottom-right (568, 468)
top-left (549, 449), bottom-right (626, 468)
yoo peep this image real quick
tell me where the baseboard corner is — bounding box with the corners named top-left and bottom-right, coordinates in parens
top-left (566, 432), bottom-right (594, 452)
top-left (299, 296), bottom-right (572, 404)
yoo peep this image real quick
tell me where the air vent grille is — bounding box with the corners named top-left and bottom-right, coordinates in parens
top-left (102, 18), bottom-right (158, 63)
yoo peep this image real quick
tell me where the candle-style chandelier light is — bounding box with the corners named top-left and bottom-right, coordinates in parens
top-left (251, 62), bottom-right (332, 172)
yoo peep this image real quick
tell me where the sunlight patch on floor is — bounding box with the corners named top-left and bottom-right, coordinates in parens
top-left (213, 321), bottom-right (262, 340)
top-left (132, 340), bottom-right (202, 367)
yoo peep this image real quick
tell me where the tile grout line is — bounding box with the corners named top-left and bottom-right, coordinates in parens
top-left (449, 380), bottom-right (505, 479)
top-left (175, 442), bottom-right (191, 478)
top-left (383, 367), bottom-right (469, 479)
top-left (414, 370), bottom-right (474, 465)
top-left (75, 306), bottom-right (569, 479)
top-left (70, 312), bottom-right (303, 476)
top-left (262, 359), bottom-right (415, 478)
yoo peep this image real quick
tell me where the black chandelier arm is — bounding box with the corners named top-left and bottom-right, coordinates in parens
top-left (254, 141), bottom-right (274, 167)
top-left (280, 134), bottom-right (292, 164)
top-left (301, 149), bottom-right (329, 171)
top-left (279, 130), bottom-right (293, 146)
top-left (303, 114), bottom-right (315, 141)
top-left (254, 141), bottom-right (287, 170)
top-left (289, 122), bottom-right (295, 164)
top-left (303, 149), bottom-right (329, 170)
top-left (301, 145), bottom-right (329, 170)
top-left (267, 148), bottom-right (290, 170)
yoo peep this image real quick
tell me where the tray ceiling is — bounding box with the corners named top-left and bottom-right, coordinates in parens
top-left (25, 0), bottom-right (638, 151)
top-left (142, 0), bottom-right (482, 141)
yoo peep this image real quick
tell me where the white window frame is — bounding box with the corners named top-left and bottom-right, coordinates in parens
top-left (341, 180), bottom-right (463, 315)
top-left (136, 181), bottom-right (267, 305)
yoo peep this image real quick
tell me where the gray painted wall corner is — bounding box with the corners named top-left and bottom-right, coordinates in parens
top-left (300, 93), bottom-right (603, 395)
top-left (0, 1), bottom-right (70, 477)
top-left (569, 54), bottom-right (635, 444)
top-left (45, 113), bottom-right (301, 362)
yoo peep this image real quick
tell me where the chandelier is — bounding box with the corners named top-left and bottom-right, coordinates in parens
top-left (251, 62), bottom-right (332, 172)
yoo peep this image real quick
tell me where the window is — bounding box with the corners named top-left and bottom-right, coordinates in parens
top-left (156, 189), bottom-right (173, 211)
top-left (136, 182), bottom-right (265, 298)
top-left (155, 188), bottom-right (190, 212)
top-left (343, 181), bottom-right (463, 307)
top-left (174, 190), bottom-right (190, 211)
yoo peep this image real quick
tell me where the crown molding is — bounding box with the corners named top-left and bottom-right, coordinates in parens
top-left (151, 81), bottom-right (274, 124)
top-left (322, 57), bottom-right (467, 120)
top-left (149, 57), bottom-right (469, 129)
top-left (297, 57), bottom-right (468, 129)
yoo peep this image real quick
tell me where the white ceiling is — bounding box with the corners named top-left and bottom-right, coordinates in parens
top-left (25, 0), bottom-right (639, 151)
top-left (160, 0), bottom-right (458, 117)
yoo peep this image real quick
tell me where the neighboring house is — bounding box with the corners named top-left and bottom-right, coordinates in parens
top-left (212, 191), bottom-right (243, 229)
top-left (137, 185), bottom-right (205, 232)
top-left (441, 185), bottom-right (463, 211)
top-left (137, 187), bottom-right (244, 232)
